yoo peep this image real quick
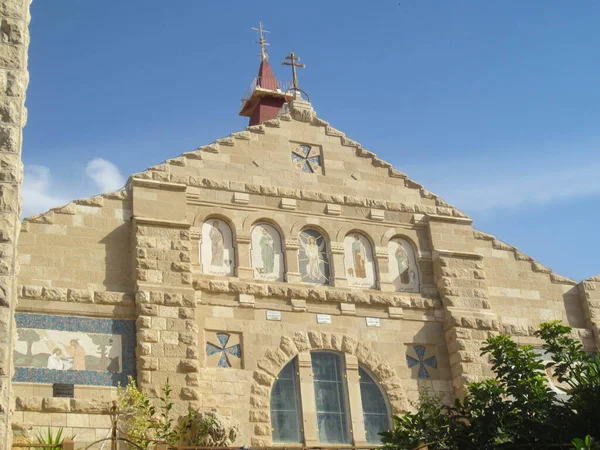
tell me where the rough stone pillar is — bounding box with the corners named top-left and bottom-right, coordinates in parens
top-left (0, 1), bottom-right (30, 447)
top-left (344, 354), bottom-right (367, 445)
top-left (130, 179), bottom-right (199, 414)
top-left (428, 215), bottom-right (499, 398)
top-left (578, 276), bottom-right (600, 350)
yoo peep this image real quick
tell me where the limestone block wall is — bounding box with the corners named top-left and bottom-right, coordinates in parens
top-left (473, 231), bottom-right (595, 350)
top-left (0, 0), bottom-right (29, 447)
top-left (18, 192), bottom-right (133, 293)
top-left (579, 276), bottom-right (600, 348)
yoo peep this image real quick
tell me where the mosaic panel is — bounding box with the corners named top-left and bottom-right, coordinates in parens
top-left (201, 219), bottom-right (235, 276)
top-left (343, 233), bottom-right (377, 289)
top-left (388, 238), bottom-right (420, 293)
top-left (406, 345), bottom-right (438, 379)
top-left (13, 313), bottom-right (136, 386)
top-left (205, 331), bottom-right (242, 369)
top-left (251, 223), bottom-right (284, 282)
top-left (298, 229), bottom-right (330, 285)
top-left (291, 144), bottom-right (322, 173)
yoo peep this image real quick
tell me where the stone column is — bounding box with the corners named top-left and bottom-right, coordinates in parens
top-left (375, 246), bottom-right (394, 292)
top-left (330, 242), bottom-right (347, 288)
top-left (235, 233), bottom-right (253, 279)
top-left (0, 1), bottom-right (30, 447)
top-left (285, 238), bottom-right (301, 283)
top-left (428, 215), bottom-right (499, 398)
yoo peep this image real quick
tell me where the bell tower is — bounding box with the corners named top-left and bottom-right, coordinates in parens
top-left (239, 23), bottom-right (293, 125)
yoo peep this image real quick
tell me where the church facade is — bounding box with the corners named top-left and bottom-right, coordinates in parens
top-left (9, 47), bottom-right (600, 447)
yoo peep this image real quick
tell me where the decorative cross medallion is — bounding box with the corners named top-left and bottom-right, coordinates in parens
top-left (406, 345), bottom-right (437, 379)
top-left (291, 144), bottom-right (321, 173)
top-left (206, 333), bottom-right (241, 368)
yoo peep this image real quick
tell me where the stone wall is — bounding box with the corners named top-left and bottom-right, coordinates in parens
top-left (0, 0), bottom-right (29, 447)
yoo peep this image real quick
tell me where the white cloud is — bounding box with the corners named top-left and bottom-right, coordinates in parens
top-left (22, 158), bottom-right (125, 218)
top-left (84, 158), bottom-right (125, 193)
top-left (404, 155), bottom-right (600, 213)
top-left (22, 165), bottom-right (68, 218)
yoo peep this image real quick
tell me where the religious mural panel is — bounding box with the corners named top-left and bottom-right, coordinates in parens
top-left (343, 233), bottom-right (377, 289)
top-left (387, 238), bottom-right (420, 293)
top-left (205, 331), bottom-right (242, 369)
top-left (298, 229), bottom-right (330, 285)
top-left (251, 223), bottom-right (284, 282)
top-left (201, 219), bottom-right (235, 276)
top-left (13, 313), bottom-right (136, 386)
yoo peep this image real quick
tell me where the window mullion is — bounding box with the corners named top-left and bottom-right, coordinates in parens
top-left (297, 351), bottom-right (319, 446)
top-left (344, 353), bottom-right (368, 445)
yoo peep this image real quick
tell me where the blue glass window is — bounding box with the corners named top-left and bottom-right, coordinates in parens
top-left (271, 359), bottom-right (302, 443)
top-left (359, 367), bottom-right (390, 443)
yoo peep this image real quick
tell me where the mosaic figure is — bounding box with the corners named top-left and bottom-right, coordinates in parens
top-left (388, 238), bottom-right (420, 293)
top-left (209, 221), bottom-right (225, 266)
top-left (298, 229), bottom-right (330, 285)
top-left (47, 348), bottom-right (66, 370)
top-left (395, 245), bottom-right (410, 284)
top-left (344, 233), bottom-right (376, 289)
top-left (201, 219), bottom-right (235, 276)
top-left (62, 339), bottom-right (86, 370)
top-left (251, 224), bottom-right (284, 281)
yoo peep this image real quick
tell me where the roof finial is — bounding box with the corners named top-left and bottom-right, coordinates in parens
top-left (251, 22), bottom-right (270, 61)
top-left (281, 52), bottom-right (305, 90)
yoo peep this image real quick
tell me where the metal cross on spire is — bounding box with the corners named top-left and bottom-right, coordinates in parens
top-left (251, 22), bottom-right (270, 61)
top-left (282, 52), bottom-right (305, 90)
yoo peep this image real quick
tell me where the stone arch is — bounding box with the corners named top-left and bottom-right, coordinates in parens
top-left (289, 218), bottom-right (332, 242)
top-left (242, 213), bottom-right (288, 243)
top-left (380, 227), bottom-right (420, 252)
top-left (193, 210), bottom-right (238, 239)
top-left (248, 331), bottom-right (409, 446)
top-left (335, 224), bottom-right (380, 246)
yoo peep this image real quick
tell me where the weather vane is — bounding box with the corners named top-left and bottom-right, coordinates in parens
top-left (282, 52), bottom-right (305, 90)
top-left (251, 22), bottom-right (270, 61)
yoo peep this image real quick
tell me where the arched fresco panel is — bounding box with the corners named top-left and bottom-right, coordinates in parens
top-left (251, 223), bottom-right (285, 282)
top-left (298, 229), bottom-right (330, 285)
top-left (387, 238), bottom-right (420, 293)
top-left (201, 219), bottom-right (235, 276)
top-left (343, 233), bottom-right (377, 289)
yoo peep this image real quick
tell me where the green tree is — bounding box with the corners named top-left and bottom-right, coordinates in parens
top-left (381, 321), bottom-right (600, 450)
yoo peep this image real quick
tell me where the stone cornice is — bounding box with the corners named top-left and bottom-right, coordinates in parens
top-left (130, 178), bottom-right (187, 191)
top-left (133, 216), bottom-right (191, 229)
top-left (433, 249), bottom-right (483, 260)
top-left (192, 276), bottom-right (441, 310)
top-left (427, 214), bottom-right (473, 225)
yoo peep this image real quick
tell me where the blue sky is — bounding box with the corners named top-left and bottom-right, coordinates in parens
top-left (24, 1), bottom-right (599, 281)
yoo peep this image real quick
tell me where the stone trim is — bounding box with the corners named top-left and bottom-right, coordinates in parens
top-left (433, 249), bottom-right (483, 261)
top-left (248, 331), bottom-right (409, 446)
top-left (133, 217), bottom-right (191, 229)
top-left (18, 286), bottom-right (134, 305)
top-left (193, 277), bottom-right (440, 309)
top-left (130, 178), bottom-right (187, 191)
top-left (473, 230), bottom-right (577, 285)
top-left (15, 396), bottom-right (113, 414)
top-left (427, 214), bottom-right (473, 225)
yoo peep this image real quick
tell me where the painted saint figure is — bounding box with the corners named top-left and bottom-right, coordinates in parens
top-left (351, 234), bottom-right (367, 278)
top-left (396, 245), bottom-right (410, 284)
top-left (300, 235), bottom-right (326, 282)
top-left (47, 348), bottom-right (65, 370)
top-left (259, 228), bottom-right (274, 274)
top-left (62, 339), bottom-right (86, 370)
top-left (209, 221), bottom-right (225, 266)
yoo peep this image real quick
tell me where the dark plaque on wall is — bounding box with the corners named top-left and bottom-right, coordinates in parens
top-left (53, 383), bottom-right (74, 398)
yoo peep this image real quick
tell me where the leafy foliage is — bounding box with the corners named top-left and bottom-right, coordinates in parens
top-left (117, 376), bottom-right (229, 448)
top-left (381, 321), bottom-right (600, 450)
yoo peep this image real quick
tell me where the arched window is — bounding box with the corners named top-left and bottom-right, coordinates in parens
top-left (343, 232), bottom-right (377, 289)
top-left (359, 366), bottom-right (391, 443)
top-left (271, 359), bottom-right (302, 443)
top-left (200, 219), bottom-right (235, 276)
top-left (387, 237), bottom-right (420, 293)
top-left (270, 352), bottom-right (391, 445)
top-left (312, 352), bottom-right (351, 444)
top-left (298, 229), bottom-right (330, 285)
top-left (250, 223), bottom-right (284, 282)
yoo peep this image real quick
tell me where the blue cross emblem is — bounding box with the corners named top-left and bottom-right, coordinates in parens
top-left (206, 333), bottom-right (241, 368)
top-left (406, 345), bottom-right (437, 379)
